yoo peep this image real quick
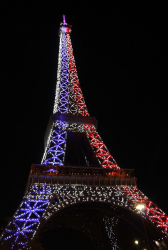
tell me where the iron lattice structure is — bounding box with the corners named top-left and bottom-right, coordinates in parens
top-left (1, 16), bottom-right (168, 249)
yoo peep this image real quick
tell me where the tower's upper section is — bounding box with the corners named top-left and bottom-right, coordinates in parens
top-left (42, 16), bottom-right (119, 170)
top-left (53, 15), bottom-right (89, 116)
top-left (59, 15), bottom-right (72, 35)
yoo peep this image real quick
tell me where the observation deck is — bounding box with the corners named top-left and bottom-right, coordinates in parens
top-left (29, 164), bottom-right (137, 187)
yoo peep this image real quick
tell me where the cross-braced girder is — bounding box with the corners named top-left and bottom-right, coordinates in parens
top-left (66, 33), bottom-right (89, 116)
top-left (0, 200), bottom-right (49, 249)
top-left (53, 21), bottom-right (89, 116)
top-left (85, 125), bottom-right (119, 169)
top-left (42, 120), bottom-right (120, 169)
top-left (123, 186), bottom-right (168, 233)
top-left (41, 120), bottom-right (67, 165)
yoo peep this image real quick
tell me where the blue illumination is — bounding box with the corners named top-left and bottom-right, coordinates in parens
top-left (43, 128), bottom-right (67, 165)
top-left (1, 200), bottom-right (49, 249)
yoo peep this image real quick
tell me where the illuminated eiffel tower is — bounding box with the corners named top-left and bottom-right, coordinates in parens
top-left (0, 16), bottom-right (168, 249)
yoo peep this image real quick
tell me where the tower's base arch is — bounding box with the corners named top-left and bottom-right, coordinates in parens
top-left (1, 183), bottom-right (168, 249)
top-left (38, 202), bottom-right (164, 250)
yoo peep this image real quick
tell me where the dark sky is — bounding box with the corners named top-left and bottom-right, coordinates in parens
top-left (0, 0), bottom-right (168, 231)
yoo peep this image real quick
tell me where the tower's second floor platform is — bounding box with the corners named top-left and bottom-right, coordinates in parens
top-left (29, 164), bottom-right (137, 187)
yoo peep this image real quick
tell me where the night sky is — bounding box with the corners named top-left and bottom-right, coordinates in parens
top-left (0, 0), bottom-right (168, 240)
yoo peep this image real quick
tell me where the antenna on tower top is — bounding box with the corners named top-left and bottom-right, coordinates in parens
top-left (63, 14), bottom-right (66, 25)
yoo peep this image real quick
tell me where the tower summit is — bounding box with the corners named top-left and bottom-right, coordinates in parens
top-left (0, 16), bottom-right (168, 249)
top-left (54, 14), bottom-right (88, 116)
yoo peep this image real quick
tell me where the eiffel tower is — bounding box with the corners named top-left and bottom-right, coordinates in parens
top-left (0, 15), bottom-right (168, 250)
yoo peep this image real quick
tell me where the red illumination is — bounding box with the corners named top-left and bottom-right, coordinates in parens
top-left (86, 131), bottom-right (119, 169)
top-left (123, 186), bottom-right (168, 233)
top-left (66, 33), bottom-right (89, 116)
top-left (83, 124), bottom-right (96, 131)
top-left (62, 26), bottom-right (71, 33)
top-left (111, 171), bottom-right (120, 176)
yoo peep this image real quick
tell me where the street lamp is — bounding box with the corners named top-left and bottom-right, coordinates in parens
top-left (135, 240), bottom-right (139, 249)
top-left (136, 204), bottom-right (145, 210)
top-left (136, 204), bottom-right (150, 250)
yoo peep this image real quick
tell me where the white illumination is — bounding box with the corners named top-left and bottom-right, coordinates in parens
top-left (136, 204), bottom-right (145, 210)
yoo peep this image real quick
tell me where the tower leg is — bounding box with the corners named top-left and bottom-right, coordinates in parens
top-left (102, 215), bottom-right (120, 250)
top-left (0, 199), bottom-right (49, 249)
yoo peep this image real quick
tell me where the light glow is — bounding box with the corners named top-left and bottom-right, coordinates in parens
top-left (136, 204), bottom-right (145, 210)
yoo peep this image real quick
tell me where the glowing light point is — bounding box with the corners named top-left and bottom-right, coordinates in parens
top-left (135, 240), bottom-right (139, 245)
top-left (136, 204), bottom-right (145, 211)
